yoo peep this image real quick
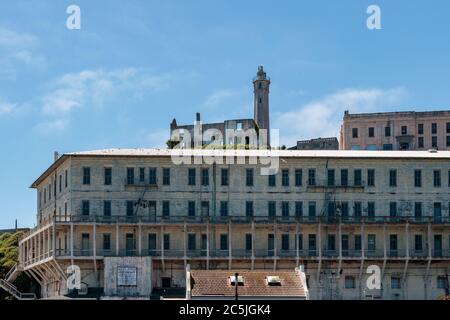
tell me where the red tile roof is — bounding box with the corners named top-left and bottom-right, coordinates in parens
top-left (189, 270), bottom-right (307, 298)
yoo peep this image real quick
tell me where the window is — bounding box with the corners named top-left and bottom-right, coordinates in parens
top-left (221, 168), bottom-right (229, 186)
top-left (437, 276), bottom-right (447, 289)
top-left (201, 168), bottom-right (209, 186)
top-left (354, 169), bottom-right (362, 186)
top-left (327, 202), bottom-right (336, 217)
top-left (447, 122), bottom-right (450, 134)
top-left (391, 276), bottom-right (401, 289)
top-left (352, 128), bottom-right (358, 138)
top-left (281, 169), bottom-right (289, 186)
top-left (414, 170), bottom-right (422, 187)
top-left (432, 123), bottom-right (437, 134)
top-left (163, 168), bottom-right (170, 185)
top-left (401, 126), bottom-right (407, 135)
top-left (82, 200), bottom-right (90, 216)
top-left (295, 169), bottom-right (302, 186)
top-left (103, 234), bottom-right (111, 251)
top-left (432, 136), bottom-right (438, 148)
top-left (188, 168), bottom-right (196, 186)
top-left (368, 234), bottom-right (376, 251)
top-left (126, 200), bottom-right (134, 216)
top-left (188, 201), bottom-right (196, 217)
top-left (341, 169), bottom-right (348, 186)
top-left (103, 201), bottom-right (111, 217)
top-left (354, 202), bottom-right (362, 217)
top-left (220, 201), bottom-right (228, 217)
top-left (246, 168), bottom-right (254, 186)
top-left (389, 169), bottom-right (397, 187)
top-left (220, 234), bottom-right (228, 250)
top-left (64, 202), bottom-right (67, 215)
top-left (201, 201), bottom-right (209, 217)
top-left (245, 234), bottom-right (252, 251)
top-left (389, 202), bottom-right (397, 217)
top-left (418, 123), bottom-right (424, 135)
top-left (268, 201), bottom-right (276, 218)
top-left (390, 234), bottom-right (398, 254)
top-left (268, 174), bottom-right (276, 187)
top-left (418, 137), bottom-right (424, 148)
top-left (434, 202), bottom-right (442, 221)
top-left (367, 169), bottom-right (375, 186)
top-left (414, 202), bottom-right (422, 219)
top-left (126, 168), bottom-right (134, 185)
top-left (368, 127), bottom-right (375, 137)
top-left (308, 202), bottom-right (316, 217)
top-left (368, 202), bottom-right (375, 217)
top-left (308, 234), bottom-right (316, 253)
top-left (282, 202), bottom-right (289, 219)
top-left (281, 234), bottom-right (289, 251)
top-left (345, 276), bottom-right (355, 289)
top-left (148, 201), bottom-right (156, 217)
top-left (104, 167), bottom-right (112, 185)
top-left (327, 235), bottom-right (336, 251)
top-left (162, 201), bottom-right (170, 217)
top-left (59, 175), bottom-right (62, 193)
top-left (447, 136), bottom-right (450, 147)
top-left (341, 234), bottom-right (349, 252)
top-left (81, 233), bottom-right (90, 252)
top-left (148, 234), bottom-right (157, 253)
top-left (308, 169), bottom-right (316, 186)
top-left (246, 201), bottom-right (253, 218)
top-left (188, 234), bottom-right (196, 251)
top-left (83, 167), bottom-right (91, 185)
top-left (383, 144), bottom-right (393, 150)
top-left (297, 234), bottom-right (303, 251)
top-left (414, 234), bottom-right (423, 251)
top-left (149, 168), bottom-right (157, 185)
top-left (327, 169), bottom-right (335, 186)
top-left (65, 170), bottom-right (68, 188)
top-left (354, 235), bottom-right (362, 251)
top-left (341, 202), bottom-right (349, 217)
top-left (385, 126), bottom-right (391, 137)
top-left (163, 234), bottom-right (170, 250)
top-left (434, 170), bottom-right (441, 187)
top-left (139, 168), bottom-right (145, 182)
top-left (295, 201), bottom-right (303, 217)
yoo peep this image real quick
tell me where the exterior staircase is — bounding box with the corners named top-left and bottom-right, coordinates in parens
top-left (0, 264), bottom-right (36, 300)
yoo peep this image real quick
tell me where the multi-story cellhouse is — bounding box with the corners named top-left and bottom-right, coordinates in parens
top-left (6, 148), bottom-right (450, 299)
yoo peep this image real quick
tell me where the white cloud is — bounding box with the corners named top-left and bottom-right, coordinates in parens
top-left (203, 89), bottom-right (238, 108)
top-left (33, 119), bottom-right (69, 134)
top-left (42, 68), bottom-right (173, 116)
top-left (0, 99), bottom-right (15, 115)
top-left (273, 87), bottom-right (408, 147)
top-left (0, 27), bottom-right (37, 47)
top-left (0, 27), bottom-right (44, 77)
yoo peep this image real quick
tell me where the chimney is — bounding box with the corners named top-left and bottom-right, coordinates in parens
top-left (196, 112), bottom-right (201, 122)
top-left (54, 151), bottom-right (59, 162)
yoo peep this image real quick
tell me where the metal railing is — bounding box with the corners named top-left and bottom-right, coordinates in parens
top-left (51, 214), bottom-right (450, 225)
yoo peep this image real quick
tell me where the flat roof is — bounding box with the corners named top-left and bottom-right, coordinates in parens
top-left (67, 148), bottom-right (450, 159)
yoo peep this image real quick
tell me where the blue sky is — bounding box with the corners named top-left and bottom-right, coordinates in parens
top-left (1, 0), bottom-right (450, 228)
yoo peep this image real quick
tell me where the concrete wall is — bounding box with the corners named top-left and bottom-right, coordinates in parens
top-left (103, 256), bottom-right (152, 297)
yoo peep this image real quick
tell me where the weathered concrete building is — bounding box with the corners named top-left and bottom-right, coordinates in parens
top-left (4, 148), bottom-right (450, 300)
top-left (169, 66), bottom-right (271, 148)
top-left (289, 137), bottom-right (339, 150)
top-left (340, 110), bottom-right (450, 151)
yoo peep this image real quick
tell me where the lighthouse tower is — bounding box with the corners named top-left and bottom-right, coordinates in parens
top-left (253, 66), bottom-right (271, 146)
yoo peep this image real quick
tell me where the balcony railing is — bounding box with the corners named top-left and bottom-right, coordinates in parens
top-left (52, 214), bottom-right (450, 225)
top-left (47, 248), bottom-right (450, 260)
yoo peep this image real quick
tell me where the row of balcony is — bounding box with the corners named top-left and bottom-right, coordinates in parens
top-left (52, 214), bottom-right (450, 225)
top-left (50, 248), bottom-right (450, 259)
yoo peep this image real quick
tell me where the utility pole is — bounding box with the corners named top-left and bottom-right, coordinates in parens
top-left (235, 272), bottom-right (239, 301)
